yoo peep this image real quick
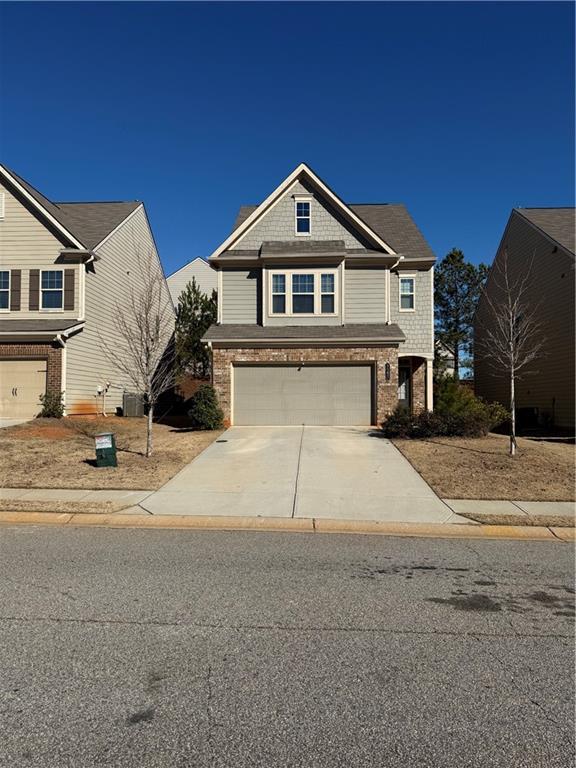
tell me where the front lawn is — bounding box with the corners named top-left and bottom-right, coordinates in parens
top-left (0, 416), bottom-right (222, 490)
top-left (393, 433), bottom-right (575, 501)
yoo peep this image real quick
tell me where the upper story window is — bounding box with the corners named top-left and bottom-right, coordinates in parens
top-left (272, 274), bottom-right (286, 314)
top-left (295, 199), bottom-right (311, 235)
top-left (41, 270), bottom-right (63, 310)
top-left (399, 275), bottom-right (415, 311)
top-left (292, 273), bottom-right (314, 313)
top-left (270, 270), bottom-right (337, 316)
top-left (0, 271), bottom-right (9, 310)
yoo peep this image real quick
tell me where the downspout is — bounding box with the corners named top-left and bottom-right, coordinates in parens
top-left (386, 255), bottom-right (404, 324)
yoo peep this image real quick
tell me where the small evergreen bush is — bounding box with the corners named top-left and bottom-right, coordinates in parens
top-left (187, 384), bottom-right (224, 430)
top-left (39, 390), bottom-right (65, 419)
top-left (381, 379), bottom-right (508, 439)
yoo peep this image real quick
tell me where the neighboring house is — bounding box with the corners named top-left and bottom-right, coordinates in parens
top-left (0, 165), bottom-right (173, 418)
top-left (167, 256), bottom-right (217, 305)
top-left (435, 340), bottom-right (455, 377)
top-left (475, 207), bottom-right (575, 430)
top-left (203, 163), bottom-right (435, 426)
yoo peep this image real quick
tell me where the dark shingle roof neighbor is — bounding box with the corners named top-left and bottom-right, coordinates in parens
top-left (0, 319), bottom-right (84, 334)
top-left (204, 323), bottom-right (406, 343)
top-left (515, 208), bottom-right (575, 256)
top-left (4, 167), bottom-right (141, 249)
top-left (233, 203), bottom-right (435, 260)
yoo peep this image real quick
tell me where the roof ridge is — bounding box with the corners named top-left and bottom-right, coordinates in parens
top-left (57, 200), bottom-right (140, 205)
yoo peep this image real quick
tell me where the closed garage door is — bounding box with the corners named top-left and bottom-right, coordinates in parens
top-left (0, 360), bottom-right (47, 418)
top-left (233, 364), bottom-right (372, 425)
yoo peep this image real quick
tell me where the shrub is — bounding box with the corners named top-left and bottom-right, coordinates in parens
top-left (39, 390), bottom-right (65, 419)
top-left (187, 384), bottom-right (224, 430)
top-left (381, 380), bottom-right (508, 439)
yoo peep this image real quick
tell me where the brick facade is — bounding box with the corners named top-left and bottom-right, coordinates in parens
top-left (0, 342), bottom-right (62, 395)
top-left (212, 346), bottom-right (399, 426)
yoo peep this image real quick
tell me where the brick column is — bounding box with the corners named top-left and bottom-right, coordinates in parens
top-left (411, 357), bottom-right (426, 413)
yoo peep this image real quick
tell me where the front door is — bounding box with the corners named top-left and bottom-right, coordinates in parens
top-left (398, 364), bottom-right (411, 411)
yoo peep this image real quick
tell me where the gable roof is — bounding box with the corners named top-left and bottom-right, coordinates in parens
top-left (0, 165), bottom-right (141, 250)
top-left (210, 163), bottom-right (400, 260)
top-left (233, 202), bottom-right (435, 261)
top-left (167, 256), bottom-right (212, 280)
top-left (515, 208), bottom-right (575, 256)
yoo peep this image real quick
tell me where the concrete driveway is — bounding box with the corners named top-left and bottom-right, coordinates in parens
top-left (141, 426), bottom-right (467, 524)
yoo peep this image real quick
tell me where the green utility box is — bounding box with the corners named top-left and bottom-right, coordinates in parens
top-left (94, 432), bottom-right (117, 467)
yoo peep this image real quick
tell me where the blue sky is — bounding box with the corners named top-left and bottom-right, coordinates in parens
top-left (0, 2), bottom-right (573, 275)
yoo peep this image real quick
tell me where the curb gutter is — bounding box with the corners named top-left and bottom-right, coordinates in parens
top-left (0, 511), bottom-right (572, 541)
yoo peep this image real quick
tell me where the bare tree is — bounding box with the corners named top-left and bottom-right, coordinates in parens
top-left (478, 248), bottom-right (546, 456)
top-left (99, 248), bottom-right (175, 457)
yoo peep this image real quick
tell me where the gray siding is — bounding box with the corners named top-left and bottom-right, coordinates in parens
top-left (0, 180), bottom-right (81, 320)
top-left (345, 267), bottom-right (386, 323)
top-left (390, 268), bottom-right (434, 357)
top-left (65, 206), bottom-right (174, 415)
top-left (236, 181), bottom-right (368, 250)
top-left (167, 258), bottom-right (217, 305)
top-left (475, 212), bottom-right (575, 429)
top-left (221, 269), bottom-right (259, 324)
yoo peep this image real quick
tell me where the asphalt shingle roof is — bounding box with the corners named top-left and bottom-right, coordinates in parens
top-left (0, 319), bottom-right (83, 334)
top-left (4, 168), bottom-right (141, 249)
top-left (232, 202), bottom-right (435, 260)
top-left (515, 208), bottom-right (575, 256)
top-left (203, 323), bottom-right (406, 343)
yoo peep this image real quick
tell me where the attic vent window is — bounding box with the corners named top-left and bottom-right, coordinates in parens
top-left (295, 200), bottom-right (311, 235)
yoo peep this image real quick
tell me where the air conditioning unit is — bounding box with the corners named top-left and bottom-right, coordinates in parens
top-left (122, 392), bottom-right (145, 418)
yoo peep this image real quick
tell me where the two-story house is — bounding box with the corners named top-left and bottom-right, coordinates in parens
top-left (203, 164), bottom-right (435, 426)
top-left (0, 165), bottom-right (173, 419)
top-left (475, 207), bottom-right (575, 430)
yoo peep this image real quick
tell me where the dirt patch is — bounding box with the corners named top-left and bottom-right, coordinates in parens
top-left (392, 434), bottom-right (575, 501)
top-left (0, 417), bottom-right (222, 490)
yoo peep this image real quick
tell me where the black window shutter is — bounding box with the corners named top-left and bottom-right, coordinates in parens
top-left (10, 270), bottom-right (21, 311)
top-left (29, 270), bottom-right (39, 311)
top-left (64, 269), bottom-right (75, 311)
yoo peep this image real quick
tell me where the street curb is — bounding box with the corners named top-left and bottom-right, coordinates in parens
top-left (0, 510), bottom-right (567, 541)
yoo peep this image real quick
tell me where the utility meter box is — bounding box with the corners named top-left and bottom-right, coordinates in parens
top-left (94, 432), bottom-right (117, 467)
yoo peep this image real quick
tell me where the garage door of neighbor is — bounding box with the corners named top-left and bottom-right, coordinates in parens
top-left (0, 360), bottom-right (47, 418)
top-left (233, 364), bottom-right (373, 426)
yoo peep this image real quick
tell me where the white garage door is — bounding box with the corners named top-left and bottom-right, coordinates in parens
top-left (233, 364), bottom-right (373, 426)
top-left (0, 360), bottom-right (47, 418)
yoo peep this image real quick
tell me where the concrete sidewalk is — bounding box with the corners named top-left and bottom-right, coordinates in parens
top-left (0, 488), bottom-right (152, 505)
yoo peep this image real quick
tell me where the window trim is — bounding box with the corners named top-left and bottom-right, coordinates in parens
top-left (40, 268), bottom-right (64, 312)
top-left (399, 273), bottom-right (416, 312)
top-left (0, 269), bottom-right (10, 312)
top-left (294, 196), bottom-right (312, 237)
top-left (268, 268), bottom-right (339, 317)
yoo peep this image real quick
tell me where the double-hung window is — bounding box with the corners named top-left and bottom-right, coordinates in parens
top-left (320, 273), bottom-right (335, 314)
top-left (295, 200), bottom-right (311, 234)
top-left (0, 271), bottom-right (9, 310)
top-left (41, 270), bottom-right (63, 310)
top-left (270, 271), bottom-right (337, 316)
top-left (272, 274), bottom-right (286, 314)
top-left (292, 273), bottom-right (315, 313)
top-left (399, 276), bottom-right (415, 311)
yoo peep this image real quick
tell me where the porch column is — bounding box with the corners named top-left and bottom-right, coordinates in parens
top-left (426, 358), bottom-right (434, 411)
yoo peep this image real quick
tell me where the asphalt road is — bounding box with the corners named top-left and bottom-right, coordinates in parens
top-left (0, 527), bottom-right (573, 768)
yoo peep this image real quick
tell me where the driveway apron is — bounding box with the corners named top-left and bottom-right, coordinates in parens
top-left (140, 426), bottom-right (464, 524)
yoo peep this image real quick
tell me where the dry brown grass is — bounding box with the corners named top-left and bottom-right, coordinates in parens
top-left (0, 416), bottom-right (222, 490)
top-left (393, 433), bottom-right (575, 501)
top-left (0, 500), bottom-right (126, 515)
